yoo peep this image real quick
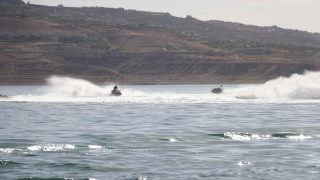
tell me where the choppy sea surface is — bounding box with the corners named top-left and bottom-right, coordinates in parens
top-left (1, 71), bottom-right (320, 180)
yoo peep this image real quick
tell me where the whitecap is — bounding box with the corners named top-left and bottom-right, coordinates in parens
top-left (27, 144), bottom-right (75, 151)
top-left (288, 134), bottom-right (312, 140)
top-left (88, 145), bottom-right (103, 149)
top-left (238, 161), bottom-right (251, 166)
top-left (0, 148), bottom-right (15, 153)
top-left (169, 138), bottom-right (177, 142)
top-left (224, 132), bottom-right (251, 140)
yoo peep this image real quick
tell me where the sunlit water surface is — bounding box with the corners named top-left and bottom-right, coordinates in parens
top-left (1, 72), bottom-right (320, 180)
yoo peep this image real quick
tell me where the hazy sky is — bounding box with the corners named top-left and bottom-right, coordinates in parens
top-left (25, 0), bottom-right (320, 33)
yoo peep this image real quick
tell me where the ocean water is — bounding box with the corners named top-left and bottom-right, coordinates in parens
top-left (1, 71), bottom-right (320, 180)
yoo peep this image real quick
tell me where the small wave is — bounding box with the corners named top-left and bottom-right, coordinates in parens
top-left (272, 132), bottom-right (312, 139)
top-left (124, 177), bottom-right (148, 180)
top-left (88, 145), bottom-right (103, 149)
top-left (272, 132), bottom-right (299, 138)
top-left (224, 132), bottom-right (252, 140)
top-left (0, 148), bottom-right (35, 156)
top-left (209, 132), bottom-right (257, 140)
top-left (238, 161), bottom-right (251, 166)
top-left (17, 178), bottom-right (89, 180)
top-left (209, 132), bottom-right (311, 140)
top-left (0, 160), bottom-right (20, 166)
top-left (27, 144), bottom-right (75, 151)
top-left (158, 138), bottom-right (179, 142)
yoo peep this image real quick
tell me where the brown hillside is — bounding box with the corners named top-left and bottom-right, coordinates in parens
top-left (0, 0), bottom-right (25, 5)
top-left (0, 4), bottom-right (319, 85)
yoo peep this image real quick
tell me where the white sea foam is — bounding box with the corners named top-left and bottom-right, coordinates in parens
top-left (235, 71), bottom-right (320, 100)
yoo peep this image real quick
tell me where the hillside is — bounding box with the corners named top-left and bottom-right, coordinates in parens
top-left (0, 0), bottom-right (25, 5)
top-left (0, 3), bottom-right (319, 85)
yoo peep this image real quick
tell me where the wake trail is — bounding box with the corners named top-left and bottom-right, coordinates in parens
top-left (234, 71), bottom-right (320, 100)
top-left (1, 72), bottom-right (320, 103)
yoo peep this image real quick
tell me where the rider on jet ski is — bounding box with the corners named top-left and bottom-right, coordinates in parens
top-left (111, 85), bottom-right (122, 96)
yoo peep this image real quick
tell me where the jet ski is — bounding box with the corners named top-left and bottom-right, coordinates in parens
top-left (0, 94), bottom-right (10, 98)
top-left (111, 89), bottom-right (122, 96)
top-left (211, 85), bottom-right (223, 94)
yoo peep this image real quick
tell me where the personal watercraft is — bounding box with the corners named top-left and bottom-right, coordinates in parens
top-left (111, 89), bottom-right (122, 96)
top-left (0, 94), bottom-right (10, 98)
top-left (211, 85), bottom-right (223, 94)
